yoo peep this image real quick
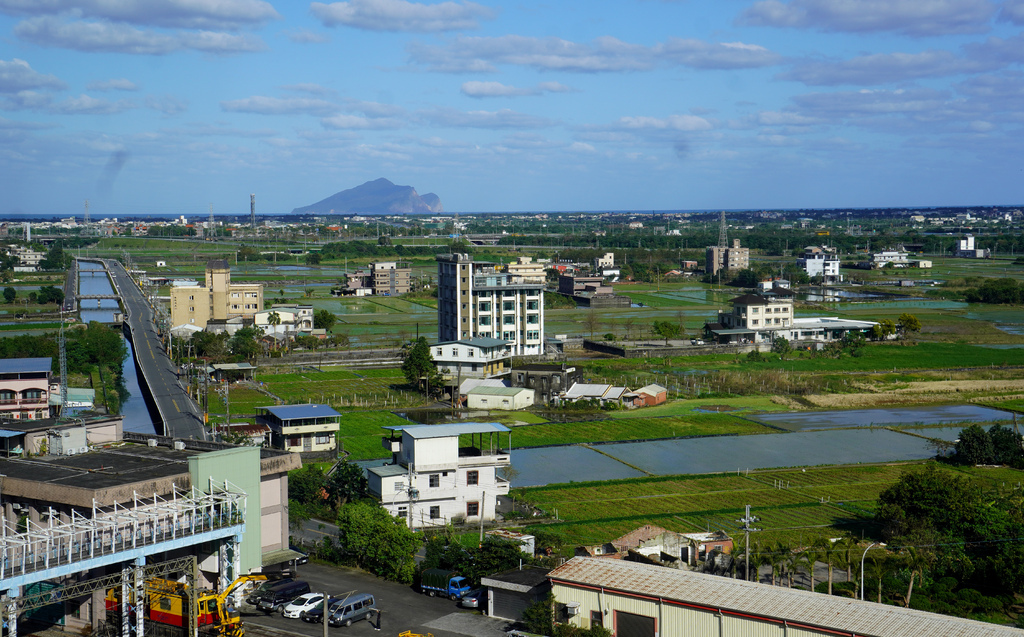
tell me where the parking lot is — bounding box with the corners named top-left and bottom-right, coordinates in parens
top-left (242, 563), bottom-right (511, 637)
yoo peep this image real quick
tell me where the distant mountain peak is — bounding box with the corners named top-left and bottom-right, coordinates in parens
top-left (291, 179), bottom-right (443, 215)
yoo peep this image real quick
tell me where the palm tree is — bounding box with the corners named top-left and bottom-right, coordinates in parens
top-left (784, 549), bottom-right (801, 588)
top-left (902, 547), bottom-right (931, 607)
top-left (800, 545), bottom-right (818, 593)
top-left (813, 537), bottom-right (837, 595)
top-left (865, 554), bottom-right (887, 604)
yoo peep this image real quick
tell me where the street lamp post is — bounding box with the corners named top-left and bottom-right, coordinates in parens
top-left (860, 542), bottom-right (885, 601)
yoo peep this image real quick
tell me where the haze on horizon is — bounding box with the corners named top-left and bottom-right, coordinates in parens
top-left (0, 0), bottom-right (1022, 217)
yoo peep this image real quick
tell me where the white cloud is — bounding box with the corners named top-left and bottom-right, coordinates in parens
top-left (738, 0), bottom-right (996, 36)
top-left (410, 34), bottom-right (779, 73)
top-left (615, 114), bottom-right (713, 131)
top-left (86, 78), bottom-right (138, 91)
top-left (0, 58), bottom-right (66, 92)
top-left (311, 0), bottom-right (495, 32)
top-left (569, 141), bottom-right (596, 153)
top-left (420, 107), bottom-right (556, 128)
top-left (781, 50), bottom-right (994, 85)
top-left (145, 94), bottom-right (187, 115)
top-left (285, 29), bottom-right (331, 43)
top-left (1001, 0), bottom-right (1024, 24)
top-left (460, 80), bottom-right (575, 98)
top-left (792, 87), bottom-right (950, 117)
top-left (0, 0), bottom-right (280, 30)
top-left (320, 113), bottom-right (403, 129)
top-left (221, 96), bottom-right (337, 116)
top-left (50, 94), bottom-right (134, 114)
top-left (15, 16), bottom-right (266, 54)
top-left (282, 83), bottom-right (336, 96)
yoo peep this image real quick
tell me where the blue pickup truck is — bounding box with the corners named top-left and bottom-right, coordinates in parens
top-left (420, 568), bottom-right (472, 600)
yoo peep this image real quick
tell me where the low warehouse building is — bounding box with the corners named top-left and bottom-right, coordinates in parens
top-left (466, 386), bottom-right (535, 410)
top-left (549, 557), bottom-right (1020, 637)
top-left (482, 566), bottom-right (551, 622)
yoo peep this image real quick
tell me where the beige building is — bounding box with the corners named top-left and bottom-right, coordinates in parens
top-left (705, 239), bottom-right (750, 276)
top-left (170, 259), bottom-right (263, 328)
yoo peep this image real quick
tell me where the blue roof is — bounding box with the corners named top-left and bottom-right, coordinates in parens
top-left (0, 358), bottom-right (51, 374)
top-left (383, 422), bottom-right (510, 439)
top-left (0, 429), bottom-right (24, 438)
top-left (261, 404), bottom-right (341, 420)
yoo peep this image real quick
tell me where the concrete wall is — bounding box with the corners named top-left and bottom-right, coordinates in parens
top-left (189, 446), bottom-right (261, 574)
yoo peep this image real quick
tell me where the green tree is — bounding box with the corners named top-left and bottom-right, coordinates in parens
top-left (896, 313), bottom-right (921, 338)
top-left (288, 465), bottom-right (328, 505)
top-left (771, 336), bottom-right (792, 360)
top-left (730, 268), bottom-right (759, 288)
top-left (327, 459), bottom-right (368, 507)
top-left (191, 331), bottom-right (228, 360)
top-left (954, 424), bottom-right (995, 465)
top-left (813, 537), bottom-right (837, 595)
top-left (305, 252), bottom-right (323, 265)
top-left (583, 310), bottom-right (600, 339)
top-left (228, 326), bottom-right (262, 361)
top-left (652, 320), bottom-right (681, 345)
top-left (267, 311), bottom-right (281, 327)
top-left (402, 337), bottom-right (441, 395)
top-left (3, 287), bottom-right (15, 303)
top-left (902, 546), bottom-right (932, 607)
top-left (870, 319), bottom-right (896, 340)
top-left (236, 246), bottom-right (260, 262)
top-left (335, 502), bottom-right (419, 583)
top-left (520, 593), bottom-right (555, 636)
top-left (988, 424), bottom-right (1023, 465)
top-left (313, 308), bottom-right (336, 331)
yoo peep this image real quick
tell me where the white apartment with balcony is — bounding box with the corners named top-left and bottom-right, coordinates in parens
top-left (797, 250), bottom-right (843, 284)
top-left (368, 422), bottom-right (511, 529)
top-left (432, 337), bottom-right (512, 380)
top-left (436, 254), bottom-right (545, 356)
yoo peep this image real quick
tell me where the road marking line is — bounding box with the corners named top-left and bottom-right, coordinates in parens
top-left (172, 399), bottom-right (180, 412)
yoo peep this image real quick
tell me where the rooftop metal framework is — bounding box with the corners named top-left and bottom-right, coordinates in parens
top-left (1, 480), bottom-right (245, 588)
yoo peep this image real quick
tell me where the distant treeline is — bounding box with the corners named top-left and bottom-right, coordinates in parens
top-left (962, 278), bottom-right (1024, 305)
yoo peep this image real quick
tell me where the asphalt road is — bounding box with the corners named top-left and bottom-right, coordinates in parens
top-left (242, 563), bottom-right (510, 637)
top-left (101, 258), bottom-right (207, 440)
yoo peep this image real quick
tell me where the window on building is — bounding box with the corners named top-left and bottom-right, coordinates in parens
top-left (430, 506), bottom-right (440, 519)
top-left (590, 611), bottom-right (603, 628)
top-left (188, 295), bottom-right (194, 300)
top-left (752, 307), bottom-right (759, 313)
top-left (527, 314), bottom-right (539, 324)
top-left (451, 348), bottom-right (458, 356)
top-left (503, 331), bottom-right (515, 340)
top-left (503, 301), bottom-right (514, 311)
top-left (466, 501), bottom-right (479, 517)
top-left (315, 434), bottom-right (331, 445)
top-left (527, 300), bottom-right (538, 310)
top-left (751, 320), bottom-right (758, 326)
top-left (397, 506), bottom-right (407, 517)
top-left (429, 474), bottom-right (440, 488)
top-left (467, 470), bottom-right (479, 485)
top-left (0, 390), bottom-right (13, 402)
top-left (22, 389), bottom-right (40, 400)
top-left (468, 349), bottom-right (474, 357)
top-left (503, 315), bottom-right (514, 325)
top-left (480, 316), bottom-right (491, 326)
top-left (189, 306), bottom-right (195, 312)
top-left (436, 348), bottom-right (443, 356)
top-left (527, 331), bottom-right (539, 340)
top-left (479, 302), bottom-right (490, 312)
top-left (288, 436), bottom-right (301, 447)
top-left (232, 293), bottom-right (239, 298)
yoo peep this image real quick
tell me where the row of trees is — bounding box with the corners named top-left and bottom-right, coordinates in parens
top-left (2, 285), bottom-right (64, 305)
top-left (952, 424), bottom-right (1024, 467)
top-left (962, 278), bottom-right (1024, 304)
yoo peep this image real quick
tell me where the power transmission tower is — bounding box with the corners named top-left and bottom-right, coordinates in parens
top-left (718, 210), bottom-right (728, 248)
top-left (84, 199), bottom-right (90, 225)
top-left (250, 194), bottom-right (256, 231)
top-left (209, 203), bottom-right (215, 238)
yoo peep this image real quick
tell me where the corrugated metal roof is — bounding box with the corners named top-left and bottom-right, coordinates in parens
top-left (636, 384), bottom-right (666, 396)
top-left (564, 383), bottom-right (610, 399)
top-left (383, 422), bottom-right (511, 438)
top-left (368, 464), bottom-right (407, 477)
top-left (0, 357), bottom-right (51, 374)
top-left (0, 429), bottom-right (25, 439)
top-left (548, 557), bottom-right (1019, 637)
top-left (467, 386), bottom-right (529, 397)
top-left (261, 404), bottom-right (341, 420)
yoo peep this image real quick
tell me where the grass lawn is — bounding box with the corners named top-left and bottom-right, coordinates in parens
top-left (518, 462), bottom-right (965, 548)
top-left (500, 412), bottom-right (775, 449)
top-left (338, 411), bottom-right (413, 460)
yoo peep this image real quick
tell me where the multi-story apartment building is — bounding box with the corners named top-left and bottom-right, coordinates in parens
top-left (705, 239), bottom-right (750, 276)
top-left (705, 294), bottom-right (876, 345)
top-left (436, 254), bottom-right (545, 356)
top-left (0, 357), bottom-right (52, 420)
top-left (170, 260), bottom-right (263, 328)
top-left (369, 422), bottom-right (511, 528)
top-left (797, 249), bottom-right (843, 283)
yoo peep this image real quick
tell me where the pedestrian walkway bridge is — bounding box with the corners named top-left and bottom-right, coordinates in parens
top-left (1, 480), bottom-right (246, 591)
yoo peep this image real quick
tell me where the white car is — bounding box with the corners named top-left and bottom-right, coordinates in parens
top-left (281, 593), bottom-right (324, 619)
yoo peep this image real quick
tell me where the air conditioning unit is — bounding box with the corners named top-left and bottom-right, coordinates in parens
top-left (566, 602), bottom-right (580, 617)
top-left (147, 439), bottom-right (158, 447)
top-left (79, 446), bottom-right (88, 454)
top-left (65, 448), bottom-right (76, 456)
top-left (173, 441), bottom-right (186, 451)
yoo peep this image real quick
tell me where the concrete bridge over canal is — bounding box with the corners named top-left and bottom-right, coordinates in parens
top-left (73, 259), bottom-right (207, 440)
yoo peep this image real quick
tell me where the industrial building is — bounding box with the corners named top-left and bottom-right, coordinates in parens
top-left (548, 557), bottom-right (1020, 637)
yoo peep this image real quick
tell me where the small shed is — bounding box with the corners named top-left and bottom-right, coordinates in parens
top-left (466, 386), bottom-right (535, 410)
top-left (635, 384), bottom-right (667, 407)
top-left (211, 362), bottom-right (257, 382)
top-left (482, 567), bottom-right (552, 622)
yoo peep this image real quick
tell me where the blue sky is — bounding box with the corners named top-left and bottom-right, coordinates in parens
top-left (0, 0), bottom-right (1022, 216)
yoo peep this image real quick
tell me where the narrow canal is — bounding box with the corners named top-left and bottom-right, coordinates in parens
top-left (78, 261), bottom-right (156, 434)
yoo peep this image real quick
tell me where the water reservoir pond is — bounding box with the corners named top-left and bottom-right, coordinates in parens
top-left (752, 404), bottom-right (1013, 431)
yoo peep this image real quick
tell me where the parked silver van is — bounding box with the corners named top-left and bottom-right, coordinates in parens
top-left (327, 593), bottom-right (376, 627)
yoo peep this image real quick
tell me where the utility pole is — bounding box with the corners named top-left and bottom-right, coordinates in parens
top-left (736, 504), bottom-right (761, 581)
